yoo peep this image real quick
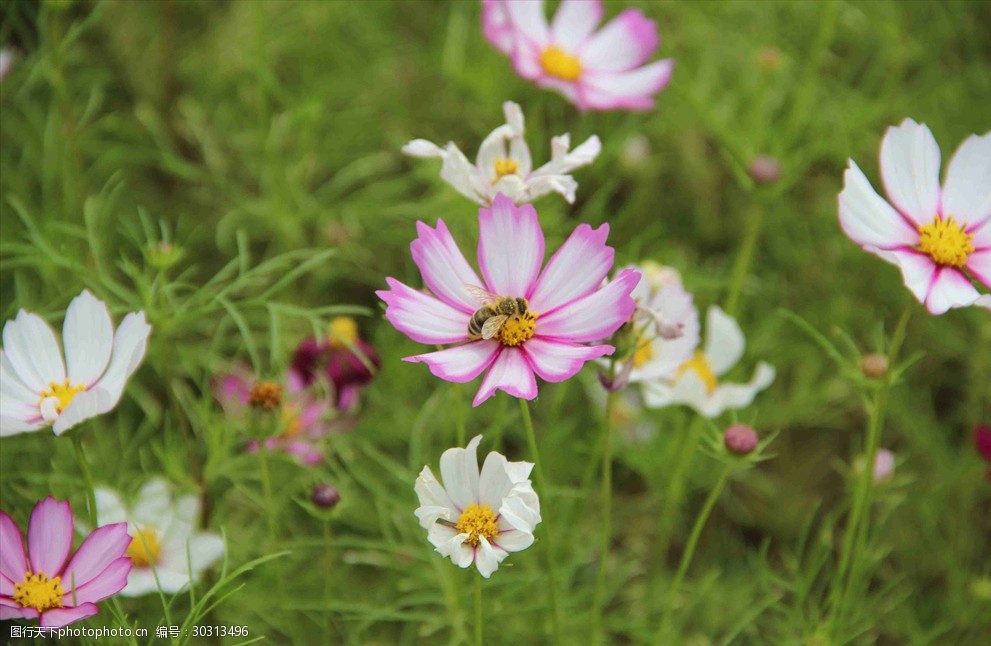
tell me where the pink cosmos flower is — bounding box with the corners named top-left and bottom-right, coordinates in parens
top-left (376, 193), bottom-right (639, 406)
top-left (291, 317), bottom-right (380, 413)
top-left (838, 119), bottom-right (991, 314)
top-left (0, 497), bottom-right (131, 628)
top-left (482, 0), bottom-right (674, 112)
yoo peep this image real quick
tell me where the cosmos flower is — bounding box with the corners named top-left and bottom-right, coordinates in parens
top-left (414, 435), bottom-right (540, 578)
top-left (0, 497), bottom-right (131, 628)
top-left (377, 193), bottom-right (639, 406)
top-left (403, 101), bottom-right (600, 206)
top-left (482, 0), bottom-right (674, 112)
top-left (641, 306), bottom-right (775, 418)
top-left (838, 119), bottom-right (991, 314)
top-left (291, 317), bottom-right (380, 412)
top-left (83, 479), bottom-right (224, 597)
top-left (215, 366), bottom-right (334, 466)
top-left (1, 290), bottom-right (151, 437)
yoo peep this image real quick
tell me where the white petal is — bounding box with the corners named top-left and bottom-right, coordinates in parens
top-left (521, 174), bottom-right (578, 203)
top-left (838, 160), bottom-right (921, 249)
top-left (702, 306), bottom-right (744, 376)
top-left (51, 388), bottom-right (113, 435)
top-left (62, 290), bottom-right (114, 388)
top-left (184, 533), bottom-right (225, 572)
top-left (941, 132), bottom-right (991, 226)
top-left (499, 491), bottom-right (541, 532)
top-left (879, 118), bottom-right (941, 224)
top-left (700, 363), bottom-right (776, 417)
top-left (132, 479), bottom-right (173, 527)
top-left (477, 452), bottom-right (515, 510)
top-left (641, 381), bottom-right (677, 410)
top-left (474, 535), bottom-right (508, 578)
top-left (0, 415), bottom-right (46, 437)
top-left (476, 124), bottom-right (515, 182)
top-left (440, 143), bottom-right (488, 204)
top-left (493, 527), bottom-right (534, 553)
top-left (91, 311), bottom-right (150, 407)
top-left (432, 528), bottom-right (474, 568)
top-left (92, 488), bottom-right (128, 526)
top-left (2, 310), bottom-right (65, 392)
top-left (924, 266), bottom-right (982, 315)
top-left (503, 101), bottom-right (525, 135)
top-left (550, 0), bottom-right (603, 50)
top-left (439, 435), bottom-right (483, 511)
top-left (402, 139), bottom-right (446, 158)
top-left (414, 466), bottom-right (458, 528)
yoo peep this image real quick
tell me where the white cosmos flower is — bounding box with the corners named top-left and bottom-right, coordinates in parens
top-left (85, 479), bottom-right (224, 597)
top-left (414, 435), bottom-right (540, 578)
top-left (1, 290), bottom-right (151, 436)
top-left (403, 101), bottom-right (601, 206)
top-left (641, 306), bottom-right (774, 418)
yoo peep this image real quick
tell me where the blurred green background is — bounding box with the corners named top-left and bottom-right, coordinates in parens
top-left (1, 0), bottom-right (990, 644)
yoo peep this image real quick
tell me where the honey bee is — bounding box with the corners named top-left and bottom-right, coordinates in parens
top-left (464, 285), bottom-right (530, 341)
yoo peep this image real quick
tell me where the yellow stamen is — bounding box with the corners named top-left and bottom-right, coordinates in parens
top-left (540, 46), bottom-right (583, 82)
top-left (248, 381), bottom-right (282, 409)
top-left (456, 503), bottom-right (500, 547)
top-left (38, 380), bottom-right (85, 413)
top-left (13, 571), bottom-right (64, 612)
top-left (677, 351), bottom-right (717, 394)
top-left (632, 340), bottom-right (654, 368)
top-left (126, 527), bottom-right (162, 567)
top-left (328, 316), bottom-right (359, 349)
top-left (493, 157), bottom-right (520, 181)
top-left (496, 311), bottom-right (538, 347)
top-left (917, 215), bottom-right (974, 268)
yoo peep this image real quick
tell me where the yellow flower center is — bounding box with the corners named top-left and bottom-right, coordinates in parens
top-left (126, 527), bottom-right (162, 567)
top-left (917, 215), bottom-right (974, 268)
top-left (328, 316), bottom-right (359, 349)
top-left (13, 571), bottom-right (64, 613)
top-left (540, 46), bottom-right (583, 82)
top-left (632, 340), bottom-right (654, 368)
top-left (456, 503), bottom-right (500, 547)
top-left (677, 351), bottom-right (717, 394)
top-left (38, 380), bottom-right (86, 413)
top-left (248, 381), bottom-right (282, 409)
top-left (493, 157), bottom-right (520, 181)
top-left (496, 311), bottom-right (538, 347)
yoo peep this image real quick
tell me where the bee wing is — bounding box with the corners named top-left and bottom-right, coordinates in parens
top-left (481, 315), bottom-right (509, 340)
top-left (464, 284), bottom-right (500, 305)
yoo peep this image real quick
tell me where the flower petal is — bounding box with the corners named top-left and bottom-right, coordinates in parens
top-left (550, 0), bottom-right (603, 50)
top-left (967, 249), bottom-right (991, 288)
top-left (91, 311), bottom-right (150, 407)
top-left (69, 556), bottom-right (130, 604)
top-left (838, 160), bottom-right (920, 249)
top-left (411, 219), bottom-right (485, 312)
top-left (62, 290), bottom-right (114, 389)
top-left (499, 490), bottom-right (541, 532)
top-left (52, 388), bottom-right (114, 436)
top-left (536, 268), bottom-right (639, 342)
top-left (493, 527), bottom-right (535, 553)
top-left (503, 0), bottom-right (550, 49)
top-left (474, 535), bottom-right (508, 578)
top-left (92, 488), bottom-right (128, 526)
top-left (924, 266), bottom-right (982, 315)
top-left (131, 479), bottom-right (172, 528)
top-left (522, 338), bottom-right (612, 383)
top-left (702, 306), bottom-right (745, 376)
top-left (430, 527), bottom-right (474, 568)
top-left (1, 350), bottom-right (45, 409)
top-left (472, 347), bottom-right (538, 406)
top-left (699, 362), bottom-right (776, 418)
top-left (578, 59), bottom-right (674, 112)
top-left (402, 138), bottom-right (445, 158)
top-left (478, 194), bottom-right (545, 297)
top-left (377, 277), bottom-right (470, 345)
top-left (0, 415), bottom-right (46, 437)
top-left (873, 248), bottom-right (936, 308)
top-left (405, 342), bottom-right (500, 384)
top-left (580, 8), bottom-right (658, 72)
top-left (439, 435), bottom-right (483, 511)
top-left (528, 223), bottom-right (614, 312)
top-left (2, 310), bottom-right (65, 393)
top-left (0, 512), bottom-right (27, 583)
top-left (482, 0), bottom-right (515, 55)
top-left (440, 143), bottom-right (488, 204)
top-left (0, 605), bottom-right (38, 621)
top-left (39, 603), bottom-right (98, 628)
top-left (478, 451), bottom-right (534, 511)
top-left (414, 466), bottom-right (458, 528)
top-left (879, 118), bottom-right (941, 225)
top-left (942, 132), bottom-right (991, 227)
top-left (61, 522), bottom-right (130, 591)
top-left (27, 498), bottom-right (73, 576)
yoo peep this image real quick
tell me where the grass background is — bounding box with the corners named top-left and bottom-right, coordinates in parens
top-left (1, 0), bottom-right (990, 644)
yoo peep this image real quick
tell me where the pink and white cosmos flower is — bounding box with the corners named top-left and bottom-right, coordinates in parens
top-left (482, 0), bottom-right (674, 112)
top-left (377, 193), bottom-right (639, 406)
top-left (1, 497), bottom-right (131, 628)
top-left (838, 119), bottom-right (991, 314)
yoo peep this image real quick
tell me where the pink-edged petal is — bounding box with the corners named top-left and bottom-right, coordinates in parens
top-left (377, 278), bottom-right (469, 345)
top-left (838, 160), bottom-right (921, 249)
top-left (68, 556), bottom-right (130, 604)
top-left (482, 0), bottom-right (515, 55)
top-left (90, 311), bottom-right (150, 406)
top-left (503, 0), bottom-right (550, 49)
top-left (966, 249), bottom-right (991, 288)
top-left (874, 249), bottom-right (936, 308)
top-left (2, 310), bottom-right (65, 393)
top-left (536, 268), bottom-right (639, 342)
top-left (0, 512), bottom-right (27, 582)
top-left (0, 415), bottom-right (46, 437)
top-left (942, 132), bottom-right (991, 227)
top-left (528, 223), bottom-right (613, 313)
top-left (61, 522), bottom-right (130, 591)
top-left (405, 341), bottom-right (500, 384)
top-left (27, 498), bottom-right (73, 576)
top-left (439, 435), bottom-right (483, 511)
top-left (535, 75), bottom-right (582, 106)
top-left (522, 338), bottom-right (612, 383)
top-left (51, 388), bottom-right (114, 436)
top-left (478, 194), bottom-right (545, 297)
top-left (550, 0), bottom-right (603, 50)
top-left (472, 347), bottom-right (537, 407)
top-left (578, 59), bottom-right (674, 112)
top-left (924, 266), bottom-right (982, 315)
top-left (1, 604), bottom-right (38, 620)
top-left (879, 118), bottom-right (941, 225)
top-left (62, 290), bottom-right (113, 389)
top-left (39, 603), bottom-right (99, 628)
top-left (410, 219), bottom-right (484, 312)
top-left (580, 8), bottom-right (658, 72)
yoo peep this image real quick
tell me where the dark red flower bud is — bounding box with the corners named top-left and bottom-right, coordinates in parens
top-left (311, 483), bottom-right (341, 509)
top-left (724, 424), bottom-right (759, 455)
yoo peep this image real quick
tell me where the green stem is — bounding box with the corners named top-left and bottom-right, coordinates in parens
top-left (474, 574), bottom-right (484, 646)
top-left (591, 388), bottom-right (618, 641)
top-left (257, 440), bottom-right (276, 544)
top-left (452, 382), bottom-right (467, 447)
top-left (828, 303), bottom-right (911, 630)
top-left (518, 399), bottom-right (563, 645)
top-left (654, 465), bottom-right (732, 645)
top-left (652, 417), bottom-right (705, 580)
top-left (724, 200), bottom-right (765, 318)
top-left (323, 519), bottom-right (334, 639)
top-left (71, 434), bottom-right (97, 527)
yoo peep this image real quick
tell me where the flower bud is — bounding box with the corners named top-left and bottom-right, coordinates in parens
top-left (724, 424), bottom-right (759, 455)
top-left (860, 353), bottom-right (889, 379)
top-left (248, 381), bottom-right (282, 410)
top-left (748, 155), bottom-right (781, 185)
top-left (311, 483), bottom-right (341, 509)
